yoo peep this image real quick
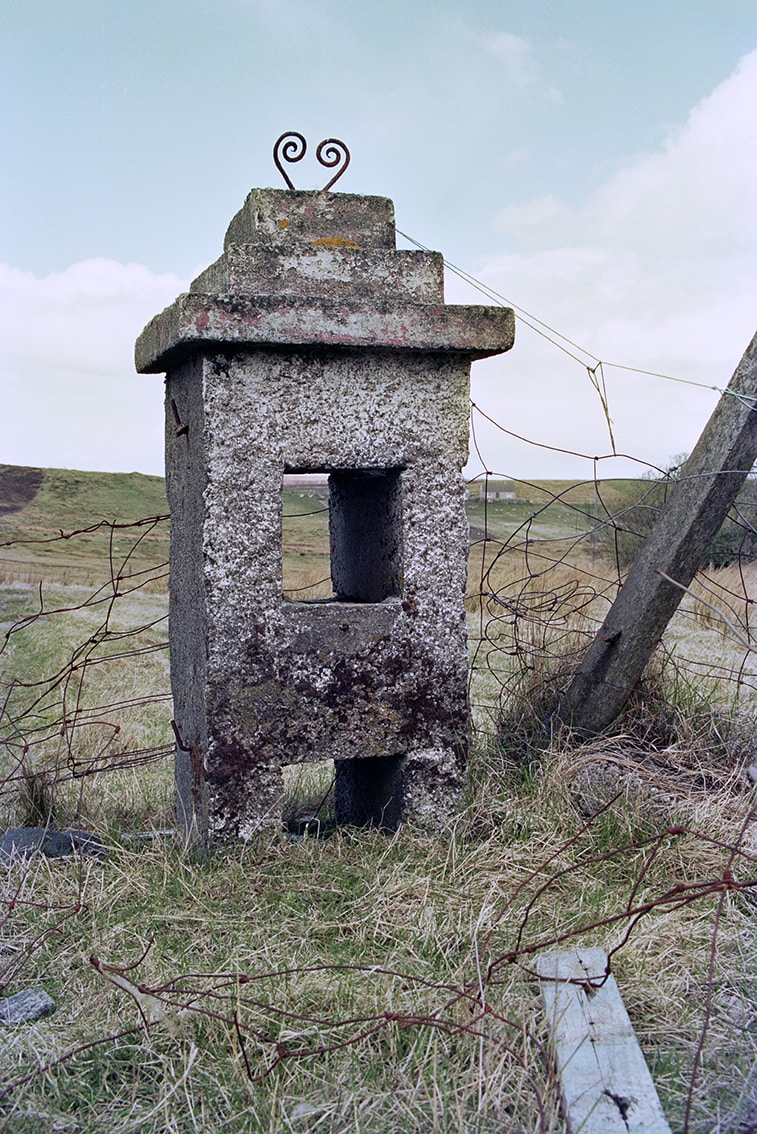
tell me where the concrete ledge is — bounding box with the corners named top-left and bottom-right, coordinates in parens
top-left (223, 189), bottom-right (397, 251)
top-left (135, 293), bottom-right (515, 373)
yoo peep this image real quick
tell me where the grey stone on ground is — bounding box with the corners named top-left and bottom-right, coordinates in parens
top-left (0, 828), bottom-right (106, 865)
top-left (739, 822), bottom-right (757, 855)
top-left (570, 761), bottom-right (673, 823)
top-left (0, 988), bottom-right (57, 1025)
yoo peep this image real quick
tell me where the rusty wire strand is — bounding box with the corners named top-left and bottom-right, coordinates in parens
top-left (3, 406), bottom-right (757, 1129)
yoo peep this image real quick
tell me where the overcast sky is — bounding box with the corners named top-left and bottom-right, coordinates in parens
top-left (2, 0), bottom-right (756, 480)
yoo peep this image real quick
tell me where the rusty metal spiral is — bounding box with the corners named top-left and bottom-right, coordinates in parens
top-left (273, 133), bottom-right (350, 191)
top-left (315, 138), bottom-right (351, 191)
top-left (273, 132), bottom-right (307, 190)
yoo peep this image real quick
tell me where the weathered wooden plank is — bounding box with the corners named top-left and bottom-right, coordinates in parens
top-left (560, 329), bottom-right (757, 734)
top-left (537, 947), bottom-right (672, 1134)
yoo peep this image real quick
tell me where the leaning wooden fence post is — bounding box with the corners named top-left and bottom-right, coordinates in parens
top-left (560, 330), bottom-right (757, 735)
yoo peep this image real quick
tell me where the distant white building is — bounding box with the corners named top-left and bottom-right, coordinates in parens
top-left (467, 483), bottom-right (516, 502)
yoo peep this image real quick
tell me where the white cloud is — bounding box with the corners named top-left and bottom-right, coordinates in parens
top-left (2, 49), bottom-right (755, 485)
top-left (0, 260), bottom-right (186, 474)
top-left (480, 30), bottom-right (564, 103)
top-left (463, 47), bottom-right (757, 480)
top-left (483, 32), bottom-right (532, 72)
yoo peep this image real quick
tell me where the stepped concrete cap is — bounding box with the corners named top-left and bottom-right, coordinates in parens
top-left (136, 188), bottom-right (515, 374)
top-left (223, 189), bottom-right (396, 250)
top-left (189, 248), bottom-right (446, 304)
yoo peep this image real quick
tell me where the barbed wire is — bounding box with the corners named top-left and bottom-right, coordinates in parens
top-left (3, 336), bottom-right (757, 1129)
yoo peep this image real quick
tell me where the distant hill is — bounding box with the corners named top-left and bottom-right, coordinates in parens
top-left (0, 465), bottom-right (46, 517)
top-left (0, 463), bottom-right (662, 587)
top-left (0, 464), bottom-right (167, 523)
top-left (469, 477), bottom-right (641, 507)
top-left (0, 464), bottom-right (639, 528)
top-left (0, 465), bottom-right (169, 584)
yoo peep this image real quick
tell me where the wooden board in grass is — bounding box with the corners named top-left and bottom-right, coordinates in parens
top-left (537, 947), bottom-right (672, 1134)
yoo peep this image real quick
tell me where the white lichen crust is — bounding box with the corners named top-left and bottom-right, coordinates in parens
top-left (136, 189), bottom-right (514, 849)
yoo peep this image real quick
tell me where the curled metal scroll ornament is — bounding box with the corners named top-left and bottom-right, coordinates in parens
top-left (315, 138), bottom-right (351, 191)
top-left (272, 132), bottom-right (350, 191)
top-left (273, 132), bottom-right (307, 190)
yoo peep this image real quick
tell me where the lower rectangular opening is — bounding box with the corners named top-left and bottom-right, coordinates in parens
top-left (282, 759), bottom-right (335, 836)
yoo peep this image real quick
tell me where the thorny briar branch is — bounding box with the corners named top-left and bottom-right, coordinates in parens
top-left (3, 468), bottom-right (757, 1129)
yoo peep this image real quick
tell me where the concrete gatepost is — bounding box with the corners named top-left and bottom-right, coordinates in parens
top-left (136, 188), bottom-right (514, 850)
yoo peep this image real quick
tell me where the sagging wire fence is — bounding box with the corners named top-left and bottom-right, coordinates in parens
top-left (466, 462), bottom-right (757, 722)
top-left (0, 513), bottom-right (172, 830)
top-left (2, 317), bottom-right (757, 1130)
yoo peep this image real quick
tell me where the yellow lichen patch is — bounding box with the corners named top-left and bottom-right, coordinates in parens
top-left (311, 236), bottom-right (360, 248)
top-left (277, 218), bottom-right (290, 229)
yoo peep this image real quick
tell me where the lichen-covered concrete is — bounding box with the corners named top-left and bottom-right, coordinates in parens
top-left (136, 188), bottom-right (514, 850)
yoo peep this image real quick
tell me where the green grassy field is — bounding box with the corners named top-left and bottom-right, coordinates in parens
top-left (0, 465), bottom-right (169, 585)
top-left (2, 465), bottom-right (757, 1132)
top-left (0, 465), bottom-right (642, 585)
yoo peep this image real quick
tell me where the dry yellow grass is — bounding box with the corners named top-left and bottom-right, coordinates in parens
top-left (3, 477), bottom-right (757, 1131)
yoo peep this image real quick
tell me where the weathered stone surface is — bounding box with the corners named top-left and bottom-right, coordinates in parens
top-left (135, 292), bottom-right (514, 374)
top-left (569, 762), bottom-right (674, 824)
top-left (190, 248), bottom-right (445, 304)
top-left (0, 828), bottom-right (105, 864)
top-left (137, 189), bottom-right (515, 848)
top-left (0, 988), bottom-right (57, 1025)
top-left (223, 188), bottom-right (397, 250)
top-left (335, 747), bottom-right (464, 830)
